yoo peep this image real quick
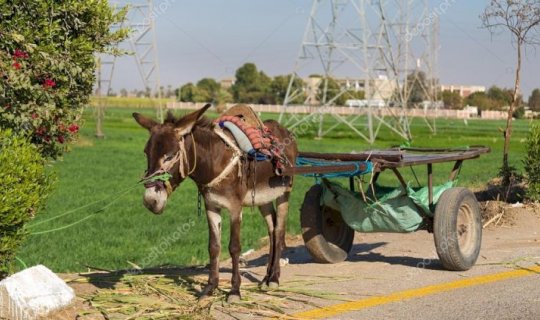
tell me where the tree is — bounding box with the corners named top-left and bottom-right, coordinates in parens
top-left (529, 88), bottom-right (540, 111)
top-left (214, 88), bottom-right (233, 106)
top-left (441, 90), bottom-right (463, 109)
top-left (481, 0), bottom-right (540, 185)
top-left (270, 75), bottom-right (305, 105)
top-left (0, 0), bottom-right (126, 158)
top-left (486, 86), bottom-right (512, 108)
top-left (231, 63), bottom-right (273, 104)
top-left (177, 83), bottom-right (193, 102)
top-left (196, 78), bottom-right (221, 102)
top-left (406, 71), bottom-right (428, 104)
top-left (177, 83), bottom-right (206, 102)
top-left (465, 92), bottom-right (495, 110)
top-left (317, 77), bottom-right (349, 106)
top-left (120, 88), bottom-right (128, 97)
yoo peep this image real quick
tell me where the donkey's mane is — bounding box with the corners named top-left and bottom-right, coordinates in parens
top-left (164, 111), bottom-right (214, 130)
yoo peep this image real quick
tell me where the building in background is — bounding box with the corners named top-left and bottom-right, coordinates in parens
top-left (439, 84), bottom-right (485, 98)
top-left (303, 75), bottom-right (396, 105)
top-left (219, 78), bottom-right (235, 89)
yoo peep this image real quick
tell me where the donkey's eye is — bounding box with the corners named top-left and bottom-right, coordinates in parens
top-left (165, 153), bottom-right (175, 161)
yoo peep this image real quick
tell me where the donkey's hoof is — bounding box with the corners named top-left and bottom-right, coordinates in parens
top-left (197, 294), bottom-right (213, 305)
top-left (198, 293), bottom-right (213, 302)
top-left (226, 294), bottom-right (241, 304)
top-left (259, 281), bottom-right (278, 291)
top-left (198, 284), bottom-right (216, 301)
top-left (268, 281), bottom-right (279, 290)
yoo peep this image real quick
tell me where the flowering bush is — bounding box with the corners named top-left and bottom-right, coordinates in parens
top-left (0, 0), bottom-right (127, 158)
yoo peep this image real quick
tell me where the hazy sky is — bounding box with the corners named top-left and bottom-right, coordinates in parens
top-left (109, 0), bottom-right (540, 97)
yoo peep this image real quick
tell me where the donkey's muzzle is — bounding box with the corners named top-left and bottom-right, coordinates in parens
top-left (143, 186), bottom-right (168, 214)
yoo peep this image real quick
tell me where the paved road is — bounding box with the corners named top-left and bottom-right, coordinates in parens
top-left (219, 210), bottom-right (540, 319)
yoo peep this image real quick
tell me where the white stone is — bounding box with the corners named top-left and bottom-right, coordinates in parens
top-left (0, 265), bottom-right (75, 320)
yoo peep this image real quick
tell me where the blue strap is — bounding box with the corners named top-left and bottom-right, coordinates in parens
top-left (296, 157), bottom-right (372, 178)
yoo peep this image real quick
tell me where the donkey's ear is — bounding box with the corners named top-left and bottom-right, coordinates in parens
top-left (133, 113), bottom-right (158, 131)
top-left (174, 103), bottom-right (212, 136)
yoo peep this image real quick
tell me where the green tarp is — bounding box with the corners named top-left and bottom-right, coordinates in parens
top-left (321, 180), bottom-right (456, 233)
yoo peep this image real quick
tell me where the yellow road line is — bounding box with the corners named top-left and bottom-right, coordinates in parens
top-left (293, 265), bottom-right (540, 319)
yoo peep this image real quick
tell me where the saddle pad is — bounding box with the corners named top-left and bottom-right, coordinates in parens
top-left (219, 104), bottom-right (265, 129)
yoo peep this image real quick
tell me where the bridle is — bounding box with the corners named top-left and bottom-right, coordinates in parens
top-left (141, 125), bottom-right (244, 194)
top-left (142, 132), bottom-right (197, 196)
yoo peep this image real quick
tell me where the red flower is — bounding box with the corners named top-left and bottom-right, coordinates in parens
top-left (68, 124), bottom-right (79, 133)
top-left (12, 62), bottom-right (21, 70)
top-left (36, 126), bottom-right (47, 136)
top-left (31, 113), bottom-right (38, 119)
top-left (4, 105), bottom-right (11, 110)
top-left (13, 49), bottom-right (29, 59)
top-left (57, 135), bottom-right (65, 144)
top-left (43, 78), bottom-right (56, 89)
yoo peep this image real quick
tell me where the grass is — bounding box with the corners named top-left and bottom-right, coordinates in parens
top-left (70, 268), bottom-right (349, 319)
top-left (17, 106), bottom-right (532, 273)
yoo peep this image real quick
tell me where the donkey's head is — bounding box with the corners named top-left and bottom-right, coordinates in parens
top-left (133, 104), bottom-right (211, 214)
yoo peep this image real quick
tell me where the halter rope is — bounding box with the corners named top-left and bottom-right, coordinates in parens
top-left (142, 127), bottom-right (243, 192)
top-left (142, 132), bottom-right (197, 195)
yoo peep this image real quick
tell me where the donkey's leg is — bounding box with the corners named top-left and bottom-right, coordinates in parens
top-left (200, 204), bottom-right (222, 299)
top-left (227, 206), bottom-right (243, 302)
top-left (267, 192), bottom-right (290, 288)
top-left (259, 203), bottom-right (276, 288)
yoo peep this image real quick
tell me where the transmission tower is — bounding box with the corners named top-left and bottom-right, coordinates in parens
top-left (95, 0), bottom-right (163, 138)
top-left (279, 0), bottom-right (439, 143)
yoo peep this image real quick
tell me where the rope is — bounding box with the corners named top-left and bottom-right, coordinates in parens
top-left (296, 157), bottom-right (373, 178)
top-left (28, 134), bottom-right (198, 236)
top-left (27, 181), bottom-right (147, 235)
top-left (206, 127), bottom-right (242, 188)
top-left (15, 256), bottom-right (28, 269)
top-left (30, 215), bottom-right (96, 235)
top-left (154, 132), bottom-right (197, 180)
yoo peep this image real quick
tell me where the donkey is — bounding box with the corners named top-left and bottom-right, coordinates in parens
top-left (133, 104), bottom-right (297, 302)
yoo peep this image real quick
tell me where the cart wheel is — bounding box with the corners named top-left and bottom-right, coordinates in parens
top-left (434, 187), bottom-right (482, 271)
top-left (300, 184), bottom-right (354, 263)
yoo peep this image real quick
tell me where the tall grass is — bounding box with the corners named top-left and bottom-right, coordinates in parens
top-left (17, 107), bottom-right (530, 272)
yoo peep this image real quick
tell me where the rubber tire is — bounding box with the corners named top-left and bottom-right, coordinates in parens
top-left (434, 187), bottom-right (482, 271)
top-left (300, 184), bottom-right (355, 263)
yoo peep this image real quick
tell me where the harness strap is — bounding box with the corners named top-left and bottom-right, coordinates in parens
top-left (205, 127), bottom-right (243, 188)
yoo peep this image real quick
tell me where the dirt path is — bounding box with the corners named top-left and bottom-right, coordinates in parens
top-left (50, 206), bottom-right (539, 319)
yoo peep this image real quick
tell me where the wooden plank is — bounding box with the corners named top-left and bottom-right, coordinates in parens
top-left (381, 147), bottom-right (490, 168)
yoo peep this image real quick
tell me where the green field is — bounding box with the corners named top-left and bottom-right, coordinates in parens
top-left (17, 107), bottom-right (532, 273)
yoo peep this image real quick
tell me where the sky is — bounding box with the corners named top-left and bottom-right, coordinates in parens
top-left (108, 0), bottom-right (540, 98)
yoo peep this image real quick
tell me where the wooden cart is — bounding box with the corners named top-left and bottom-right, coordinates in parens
top-left (281, 146), bottom-right (491, 271)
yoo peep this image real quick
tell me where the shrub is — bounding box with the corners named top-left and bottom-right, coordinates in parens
top-left (0, 130), bottom-right (54, 278)
top-left (0, 0), bottom-right (127, 159)
top-left (524, 123), bottom-right (540, 201)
